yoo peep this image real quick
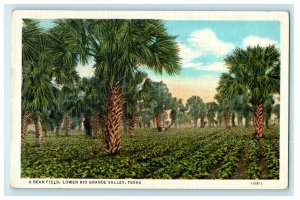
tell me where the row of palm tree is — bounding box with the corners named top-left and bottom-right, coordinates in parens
top-left (21, 19), bottom-right (181, 153)
top-left (136, 89), bottom-right (279, 130)
top-left (22, 19), bottom-right (280, 153)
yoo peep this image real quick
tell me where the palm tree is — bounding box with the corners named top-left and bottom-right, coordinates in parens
top-left (186, 96), bottom-right (207, 128)
top-left (22, 19), bottom-right (87, 146)
top-left (214, 94), bottom-right (223, 127)
top-left (54, 19), bottom-right (181, 153)
top-left (96, 20), bottom-right (180, 152)
top-left (79, 77), bottom-right (106, 138)
top-left (47, 22), bottom-right (89, 137)
top-left (124, 71), bottom-right (148, 137)
top-left (232, 96), bottom-right (244, 127)
top-left (150, 81), bottom-right (173, 132)
top-left (48, 99), bottom-right (64, 136)
top-left (175, 99), bottom-right (187, 128)
top-left (21, 19), bottom-right (42, 147)
top-left (136, 79), bottom-right (176, 131)
top-left (61, 84), bottom-right (82, 137)
top-left (138, 100), bottom-right (156, 129)
top-left (240, 94), bottom-right (253, 128)
top-left (164, 97), bottom-right (185, 130)
top-left (22, 30), bottom-right (59, 146)
top-left (206, 102), bottom-right (218, 127)
top-left (218, 45), bottom-right (280, 138)
top-left (215, 91), bottom-right (232, 130)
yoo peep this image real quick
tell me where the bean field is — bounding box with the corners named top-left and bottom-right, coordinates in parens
top-left (21, 126), bottom-right (279, 180)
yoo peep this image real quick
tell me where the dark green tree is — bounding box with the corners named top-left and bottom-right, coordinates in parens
top-left (55, 19), bottom-right (181, 153)
top-left (218, 45), bottom-right (280, 138)
top-left (186, 96), bottom-right (207, 128)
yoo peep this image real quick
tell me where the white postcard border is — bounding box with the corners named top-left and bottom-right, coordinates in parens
top-left (10, 10), bottom-right (289, 189)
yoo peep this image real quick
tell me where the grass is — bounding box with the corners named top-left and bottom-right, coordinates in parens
top-left (21, 126), bottom-right (280, 179)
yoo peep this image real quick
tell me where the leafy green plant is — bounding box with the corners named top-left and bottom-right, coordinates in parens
top-left (21, 127), bottom-right (279, 179)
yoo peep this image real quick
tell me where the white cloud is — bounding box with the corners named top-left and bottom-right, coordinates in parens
top-left (197, 62), bottom-right (228, 72)
top-left (176, 29), bottom-right (234, 71)
top-left (177, 42), bottom-right (201, 65)
top-left (183, 62), bottom-right (203, 69)
top-left (184, 61), bottom-right (228, 72)
top-left (188, 29), bottom-right (234, 56)
top-left (243, 36), bottom-right (278, 48)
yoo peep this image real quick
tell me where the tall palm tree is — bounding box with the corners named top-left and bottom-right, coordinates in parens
top-left (218, 45), bottom-right (280, 138)
top-left (54, 19), bottom-right (181, 153)
top-left (22, 19), bottom-right (87, 146)
top-left (21, 19), bottom-right (42, 147)
top-left (22, 30), bottom-right (59, 146)
top-left (94, 20), bottom-right (180, 152)
top-left (47, 22), bottom-right (89, 137)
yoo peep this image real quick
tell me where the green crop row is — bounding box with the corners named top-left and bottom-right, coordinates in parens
top-left (21, 127), bottom-right (280, 179)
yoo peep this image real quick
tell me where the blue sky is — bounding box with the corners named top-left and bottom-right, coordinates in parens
top-left (38, 19), bottom-right (280, 102)
top-left (146, 20), bottom-right (280, 78)
top-left (143, 20), bottom-right (280, 102)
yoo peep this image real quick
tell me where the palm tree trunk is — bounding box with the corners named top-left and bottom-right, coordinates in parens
top-left (138, 118), bottom-right (142, 128)
top-left (128, 113), bottom-right (137, 137)
top-left (83, 114), bottom-right (92, 135)
top-left (91, 112), bottom-right (100, 138)
top-left (237, 113), bottom-right (243, 126)
top-left (224, 112), bottom-right (231, 128)
top-left (200, 117), bottom-right (206, 128)
top-left (42, 123), bottom-right (47, 137)
top-left (55, 122), bottom-right (60, 136)
top-left (231, 112), bottom-right (236, 127)
top-left (50, 124), bottom-right (54, 132)
top-left (254, 104), bottom-right (264, 139)
top-left (21, 111), bottom-right (29, 147)
top-left (34, 113), bottom-right (43, 147)
top-left (245, 116), bottom-right (250, 128)
top-left (65, 113), bottom-right (71, 136)
top-left (104, 83), bottom-right (123, 154)
top-left (155, 114), bottom-right (162, 132)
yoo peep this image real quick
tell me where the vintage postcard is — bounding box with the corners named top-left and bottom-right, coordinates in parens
top-left (10, 10), bottom-right (289, 189)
